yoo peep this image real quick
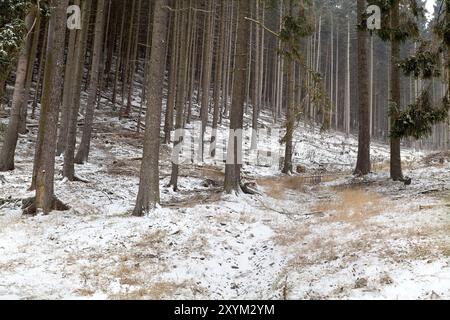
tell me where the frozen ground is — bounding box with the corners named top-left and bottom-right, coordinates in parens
top-left (0, 106), bottom-right (449, 300)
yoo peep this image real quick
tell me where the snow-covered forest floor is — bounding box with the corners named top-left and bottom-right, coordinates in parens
top-left (1, 103), bottom-right (450, 300)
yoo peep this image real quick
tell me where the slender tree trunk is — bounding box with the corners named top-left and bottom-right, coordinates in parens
top-left (335, 29), bottom-right (339, 130)
top-left (345, 18), bottom-right (351, 136)
top-left (125, 0), bottom-right (142, 118)
top-left (19, 11), bottom-right (41, 135)
top-left (32, 20), bottom-right (49, 119)
top-left (354, 0), bottom-right (371, 175)
top-left (369, 34), bottom-right (374, 136)
top-left (199, 0), bottom-right (215, 162)
top-left (111, 2), bottom-right (126, 110)
top-left (282, 0), bottom-right (296, 174)
top-left (282, 56), bottom-right (295, 174)
top-left (75, 0), bottom-right (106, 164)
top-left (0, 11), bottom-right (36, 172)
top-left (330, 14), bottom-right (334, 127)
top-left (133, 0), bottom-right (169, 216)
top-left (57, 2), bottom-right (79, 156)
top-left (224, 0), bottom-right (250, 194)
top-left (24, 0), bottom-right (70, 215)
top-left (389, 0), bottom-right (403, 180)
top-left (251, 0), bottom-right (261, 150)
top-left (119, 0), bottom-right (136, 118)
top-left (210, 0), bottom-right (225, 158)
top-left (164, 1), bottom-right (180, 144)
top-left (169, 0), bottom-right (190, 191)
top-left (63, 0), bottom-right (91, 181)
top-left (186, 6), bottom-right (198, 125)
top-left (137, 0), bottom-right (154, 134)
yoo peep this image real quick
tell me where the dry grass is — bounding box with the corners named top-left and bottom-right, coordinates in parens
top-left (135, 229), bottom-right (167, 248)
top-left (211, 213), bottom-right (233, 225)
top-left (313, 189), bottom-right (390, 225)
top-left (285, 238), bottom-right (339, 268)
top-left (164, 191), bottom-right (222, 209)
top-left (258, 174), bottom-right (340, 200)
top-left (422, 151), bottom-right (450, 166)
top-left (185, 229), bottom-right (212, 256)
top-left (379, 223), bottom-right (450, 262)
top-left (372, 160), bottom-right (417, 173)
top-left (272, 224), bottom-right (310, 246)
top-left (258, 176), bottom-right (308, 199)
top-left (110, 281), bottom-right (193, 300)
top-left (238, 213), bottom-right (257, 224)
top-left (75, 288), bottom-right (96, 296)
top-left (107, 159), bottom-right (140, 176)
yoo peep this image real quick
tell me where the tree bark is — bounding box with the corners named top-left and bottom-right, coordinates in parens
top-left (210, 0), bottom-right (225, 158)
top-left (199, 0), bottom-right (215, 162)
top-left (0, 11), bottom-right (36, 172)
top-left (389, 0), bottom-right (403, 181)
top-left (224, 0), bottom-right (250, 194)
top-left (164, 1), bottom-right (180, 144)
top-left (63, 0), bottom-right (91, 180)
top-left (75, 0), bottom-right (106, 164)
top-left (57, 2), bottom-right (79, 156)
top-left (19, 10), bottom-right (41, 135)
top-left (25, 0), bottom-right (70, 214)
top-left (169, 0), bottom-right (190, 191)
top-left (354, 0), bottom-right (371, 175)
top-left (133, 0), bottom-right (169, 216)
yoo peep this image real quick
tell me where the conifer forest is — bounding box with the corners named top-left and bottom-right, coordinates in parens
top-left (1, 0), bottom-right (450, 300)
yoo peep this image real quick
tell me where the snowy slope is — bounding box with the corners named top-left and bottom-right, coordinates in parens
top-left (0, 103), bottom-right (449, 300)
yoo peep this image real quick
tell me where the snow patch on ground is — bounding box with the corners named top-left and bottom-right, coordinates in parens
top-left (1, 108), bottom-right (449, 299)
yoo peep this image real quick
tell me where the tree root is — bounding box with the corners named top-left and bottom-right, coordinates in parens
top-left (240, 182), bottom-right (261, 195)
top-left (22, 196), bottom-right (70, 216)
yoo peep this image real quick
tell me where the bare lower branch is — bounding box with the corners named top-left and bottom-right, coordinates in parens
top-left (244, 17), bottom-right (280, 38)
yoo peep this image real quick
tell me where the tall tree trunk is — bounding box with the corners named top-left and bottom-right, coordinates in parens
top-left (186, 5), bottom-right (198, 125)
top-left (164, 1), bottom-right (180, 144)
top-left (354, 0), bottom-right (371, 175)
top-left (119, 0), bottom-right (136, 118)
top-left (18, 11), bottom-right (41, 135)
top-left (199, 0), bottom-right (215, 162)
top-left (111, 1), bottom-right (126, 110)
top-left (335, 29), bottom-right (339, 130)
top-left (75, 0), bottom-right (106, 164)
top-left (57, 2), bottom-right (79, 156)
top-left (0, 10), bottom-right (36, 172)
top-left (32, 20), bottom-right (49, 120)
top-left (369, 34), bottom-right (374, 136)
top-left (210, 0), bottom-right (225, 158)
top-left (169, 0), bottom-right (190, 191)
top-left (137, 0), bottom-right (154, 133)
top-left (63, 0), bottom-right (91, 181)
top-left (389, 0), bottom-right (403, 180)
top-left (24, 0), bottom-right (70, 215)
top-left (345, 18), bottom-right (351, 136)
top-left (133, 0), bottom-right (169, 216)
top-left (224, 0), bottom-right (250, 194)
top-left (125, 0), bottom-right (142, 118)
top-left (282, 57), bottom-right (295, 174)
top-left (282, 0), bottom-right (296, 174)
top-left (251, 0), bottom-right (261, 150)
